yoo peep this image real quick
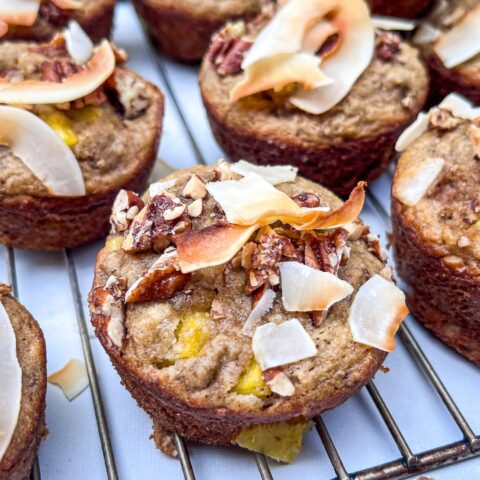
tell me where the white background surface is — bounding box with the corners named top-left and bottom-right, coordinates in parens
top-left (3, 3), bottom-right (479, 479)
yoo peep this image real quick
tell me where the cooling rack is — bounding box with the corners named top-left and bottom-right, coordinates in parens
top-left (2, 3), bottom-right (478, 479)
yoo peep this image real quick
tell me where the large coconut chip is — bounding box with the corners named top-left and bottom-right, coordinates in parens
top-left (0, 0), bottom-right (40, 27)
top-left (0, 302), bottom-right (22, 462)
top-left (51, 0), bottom-right (84, 9)
top-left (434, 5), bottom-right (480, 68)
top-left (280, 261), bottom-right (353, 312)
top-left (0, 106), bottom-right (85, 196)
top-left (252, 318), bottom-right (317, 370)
top-left (290, 0), bottom-right (374, 114)
top-left (393, 157), bottom-right (445, 207)
top-left (348, 275), bottom-right (408, 352)
top-left (230, 160), bottom-right (298, 185)
top-left (48, 359), bottom-right (89, 401)
top-left (372, 16), bottom-right (416, 31)
top-left (0, 40), bottom-right (115, 105)
top-left (242, 288), bottom-right (276, 336)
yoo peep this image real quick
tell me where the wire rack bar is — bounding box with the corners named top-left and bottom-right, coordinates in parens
top-left (6, 247), bottom-right (42, 480)
top-left (365, 382), bottom-right (418, 467)
top-left (254, 453), bottom-right (274, 480)
top-left (174, 434), bottom-right (197, 480)
top-left (314, 417), bottom-right (351, 480)
top-left (64, 249), bottom-right (119, 480)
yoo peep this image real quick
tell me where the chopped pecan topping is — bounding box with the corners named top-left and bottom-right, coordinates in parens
top-left (28, 35), bottom-right (68, 58)
top-left (376, 32), bottom-right (401, 62)
top-left (182, 175), bottom-right (207, 199)
top-left (110, 189), bottom-right (145, 234)
top-left (304, 229), bottom-right (349, 275)
top-left (210, 298), bottom-right (226, 320)
top-left (187, 199), bottom-right (203, 218)
top-left (123, 194), bottom-right (190, 253)
top-left (72, 88), bottom-right (107, 108)
top-left (40, 58), bottom-right (80, 82)
top-left (39, 2), bottom-right (70, 27)
top-left (366, 232), bottom-right (387, 262)
top-left (91, 275), bottom-right (127, 349)
top-left (114, 73), bottom-right (151, 120)
top-left (125, 249), bottom-right (189, 303)
top-left (291, 192), bottom-right (321, 208)
top-left (429, 108), bottom-right (461, 131)
top-left (246, 229), bottom-right (300, 293)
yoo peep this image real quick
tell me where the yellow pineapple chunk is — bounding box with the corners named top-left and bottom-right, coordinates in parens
top-left (106, 236), bottom-right (124, 251)
top-left (235, 420), bottom-right (311, 463)
top-left (68, 106), bottom-right (102, 123)
top-left (233, 359), bottom-right (271, 398)
top-left (40, 110), bottom-right (78, 147)
top-left (172, 311), bottom-right (210, 359)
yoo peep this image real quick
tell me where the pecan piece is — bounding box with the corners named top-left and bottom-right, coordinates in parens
top-left (40, 58), bottom-right (80, 82)
top-left (376, 32), bottom-right (400, 62)
top-left (291, 192), bottom-right (321, 208)
top-left (304, 228), bottom-right (349, 275)
top-left (429, 108), bottom-right (461, 131)
top-left (110, 189), bottom-right (145, 234)
top-left (125, 248), bottom-right (190, 303)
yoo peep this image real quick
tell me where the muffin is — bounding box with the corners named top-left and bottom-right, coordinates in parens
top-left (0, 27), bottom-right (164, 250)
top-left (89, 161), bottom-right (408, 462)
top-left (413, 0), bottom-right (480, 104)
top-left (368, 0), bottom-right (435, 19)
top-left (200, 0), bottom-right (429, 196)
top-left (0, 284), bottom-right (47, 480)
top-left (133, 0), bottom-right (266, 62)
top-left (392, 93), bottom-right (480, 365)
top-left (0, 0), bottom-right (116, 43)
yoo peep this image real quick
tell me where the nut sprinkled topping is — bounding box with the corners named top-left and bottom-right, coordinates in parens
top-left (429, 108), bottom-right (461, 131)
top-left (187, 199), bottom-right (203, 218)
top-left (182, 174), bottom-right (207, 199)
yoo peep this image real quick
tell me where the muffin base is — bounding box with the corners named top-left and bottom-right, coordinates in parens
top-left (426, 54), bottom-right (480, 106)
top-left (392, 200), bottom-right (480, 366)
top-left (0, 294), bottom-right (47, 480)
top-left (4, 0), bottom-right (115, 43)
top-left (368, 0), bottom-right (434, 18)
top-left (205, 103), bottom-right (416, 197)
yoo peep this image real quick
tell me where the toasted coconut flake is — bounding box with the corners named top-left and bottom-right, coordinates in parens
top-left (0, 0), bottom-right (40, 27)
top-left (348, 275), bottom-right (408, 352)
top-left (434, 5), bottom-right (480, 68)
top-left (280, 261), bottom-right (353, 312)
top-left (149, 178), bottom-right (177, 198)
top-left (438, 93), bottom-right (480, 120)
top-left (265, 370), bottom-right (295, 396)
top-left (175, 223), bottom-right (258, 274)
top-left (51, 0), bottom-right (83, 9)
top-left (252, 318), bottom-right (317, 370)
top-left (48, 359), bottom-right (89, 401)
top-left (289, 0), bottom-right (374, 114)
top-left (0, 106), bottom-right (85, 196)
top-left (64, 20), bottom-right (93, 65)
top-left (412, 23), bottom-right (441, 45)
top-left (243, 288), bottom-right (276, 336)
top-left (230, 160), bottom-right (298, 185)
top-left (372, 16), bottom-right (416, 31)
top-left (0, 40), bottom-right (115, 105)
top-left (0, 301), bottom-right (22, 462)
top-left (395, 112), bottom-right (429, 152)
top-left (393, 157), bottom-right (444, 206)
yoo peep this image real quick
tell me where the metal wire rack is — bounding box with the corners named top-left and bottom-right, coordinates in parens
top-left (2, 3), bottom-right (476, 479)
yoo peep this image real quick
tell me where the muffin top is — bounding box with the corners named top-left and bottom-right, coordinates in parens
top-left (0, 39), bottom-right (162, 198)
top-left (200, 1), bottom-right (428, 146)
top-left (415, 0), bottom-right (480, 80)
top-left (91, 163), bottom-right (407, 420)
top-left (393, 97), bottom-right (480, 275)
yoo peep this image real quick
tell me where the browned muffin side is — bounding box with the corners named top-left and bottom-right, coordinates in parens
top-left (0, 286), bottom-right (47, 480)
top-left (200, 24), bottom-right (428, 196)
top-left (89, 163), bottom-right (403, 459)
top-left (416, 0), bottom-right (480, 104)
top-left (133, 0), bottom-right (264, 62)
top-left (392, 112), bottom-right (480, 365)
top-left (368, 0), bottom-right (435, 18)
top-left (0, 41), bottom-right (164, 250)
top-left (3, 0), bottom-right (116, 43)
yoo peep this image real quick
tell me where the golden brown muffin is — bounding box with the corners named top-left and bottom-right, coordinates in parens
top-left (0, 285), bottom-right (47, 480)
top-left (2, 0), bottom-right (116, 43)
top-left (200, 3), bottom-right (429, 196)
top-left (392, 99), bottom-right (480, 365)
top-left (133, 0), bottom-right (265, 62)
top-left (90, 162), bottom-right (408, 461)
top-left (367, 0), bottom-right (434, 18)
top-left (0, 39), bottom-right (164, 250)
top-left (414, 0), bottom-right (480, 104)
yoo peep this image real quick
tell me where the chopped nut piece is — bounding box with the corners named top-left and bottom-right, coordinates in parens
top-left (182, 174), bottom-right (207, 199)
top-left (110, 189), bottom-right (145, 234)
top-left (442, 255), bottom-right (466, 271)
top-left (457, 236), bottom-right (470, 248)
top-left (114, 73), bottom-right (151, 119)
top-left (263, 369), bottom-right (295, 397)
top-left (210, 299), bottom-right (226, 320)
top-left (163, 204), bottom-right (186, 221)
top-left (187, 199), bottom-right (203, 218)
top-left (291, 192), bottom-right (321, 208)
top-left (366, 232), bottom-right (387, 262)
top-left (376, 31), bottom-right (401, 62)
top-left (429, 108), bottom-right (461, 131)
top-left (304, 229), bottom-right (348, 275)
